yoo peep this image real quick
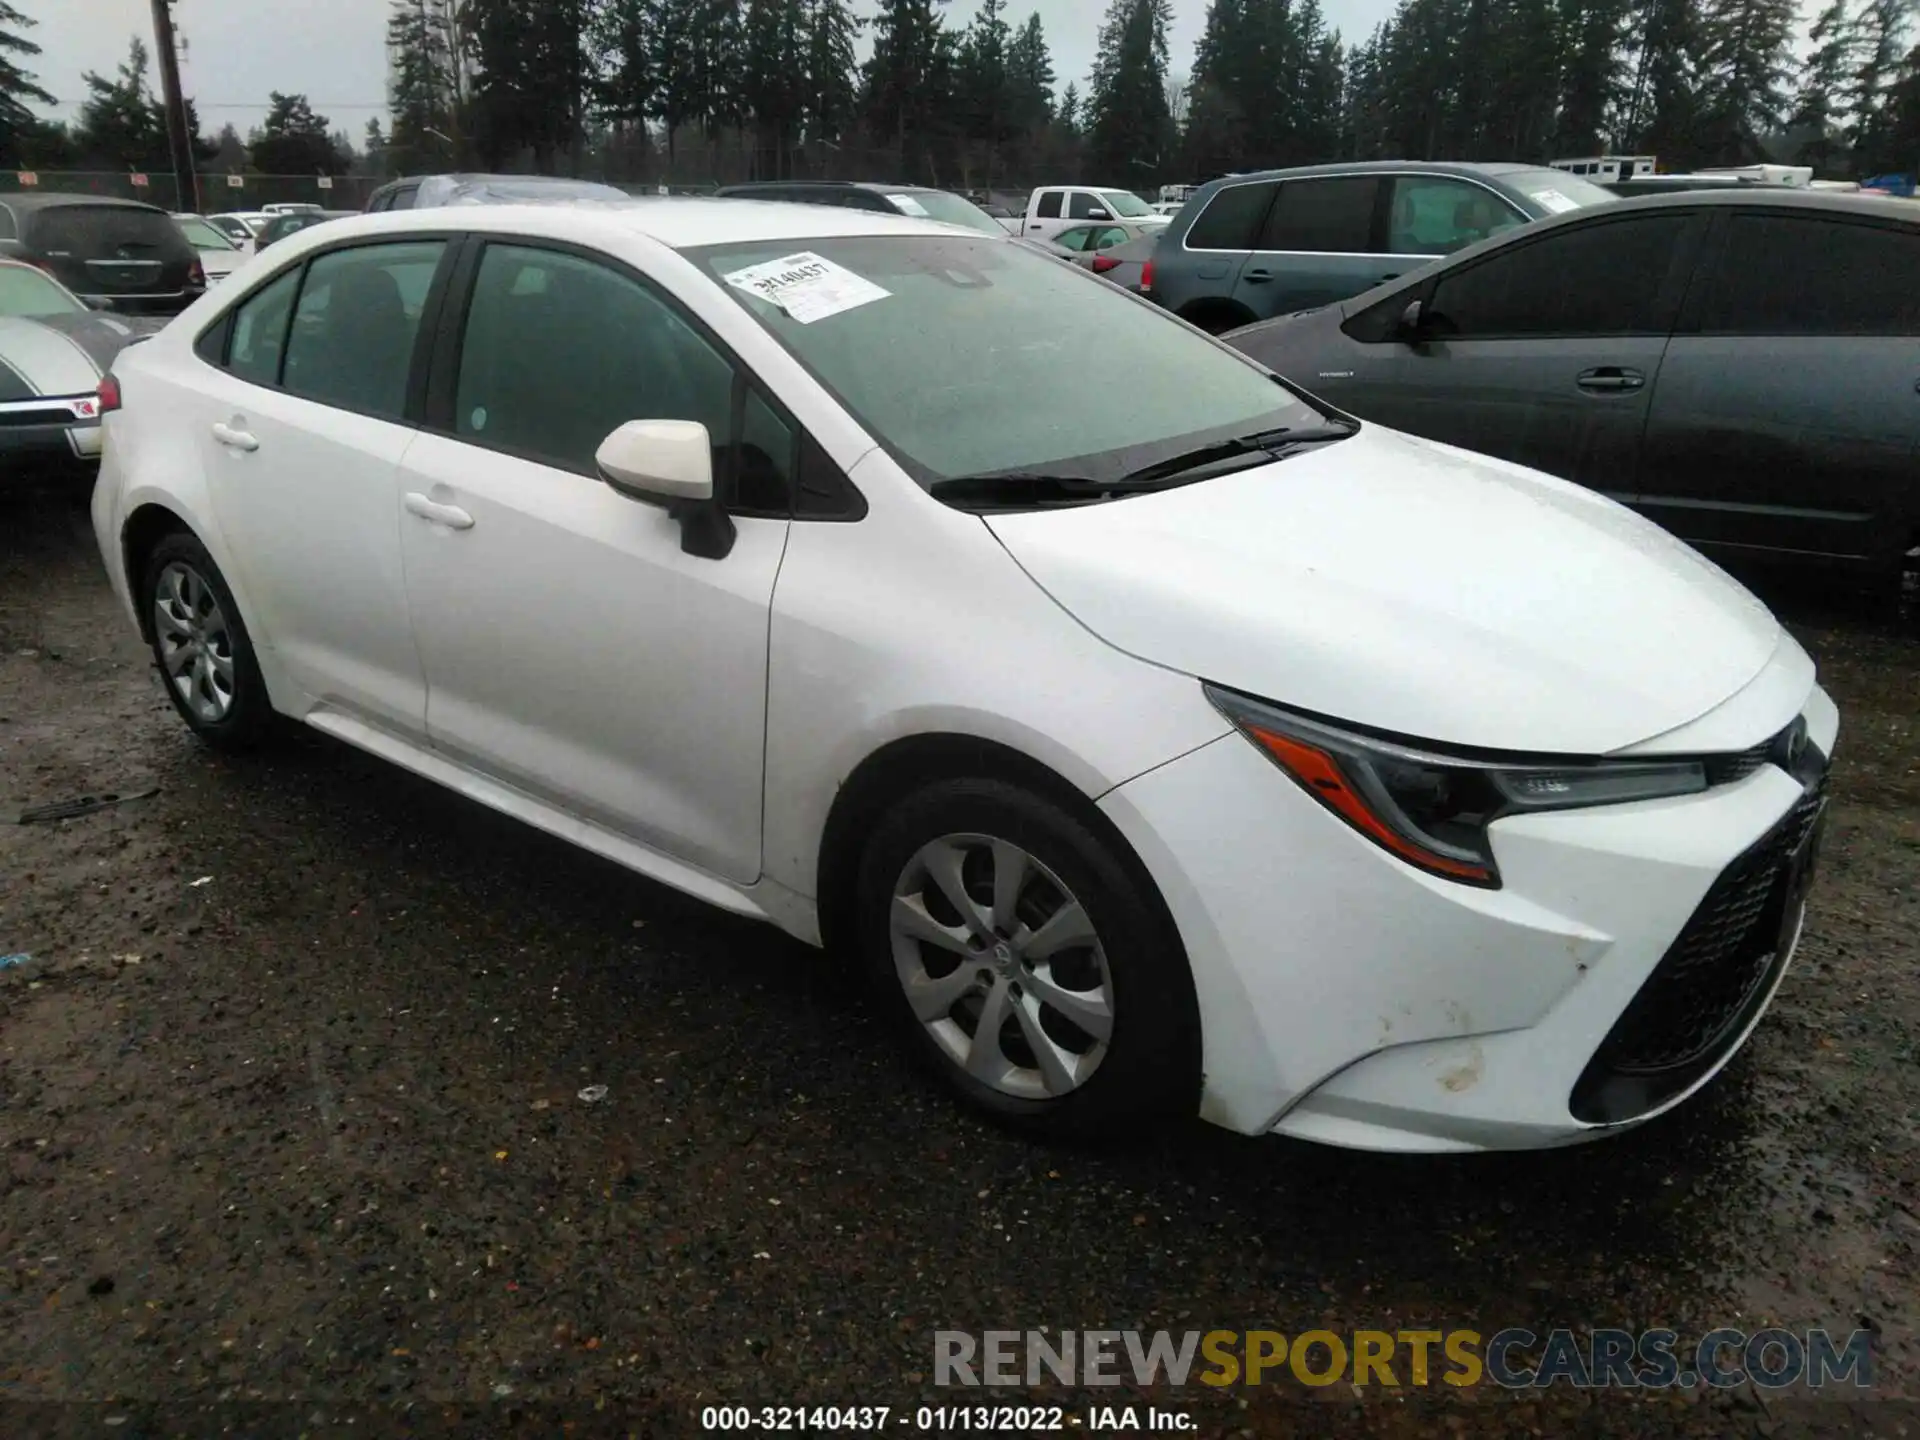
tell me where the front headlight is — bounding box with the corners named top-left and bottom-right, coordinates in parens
top-left (1206, 685), bottom-right (1707, 888)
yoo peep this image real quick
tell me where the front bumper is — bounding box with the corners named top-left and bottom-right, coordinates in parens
top-left (1098, 687), bottom-right (1839, 1152)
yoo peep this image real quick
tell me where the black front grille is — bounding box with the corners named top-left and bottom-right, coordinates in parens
top-left (1704, 738), bottom-right (1771, 786)
top-left (1571, 774), bottom-right (1827, 1124)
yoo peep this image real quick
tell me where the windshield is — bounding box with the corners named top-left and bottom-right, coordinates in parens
top-left (693, 234), bottom-right (1324, 488)
top-left (177, 217), bottom-right (237, 251)
top-left (1504, 169), bottom-right (1620, 213)
top-left (1098, 190), bottom-right (1153, 218)
top-left (0, 264), bottom-right (85, 318)
top-left (884, 190), bottom-right (1005, 236)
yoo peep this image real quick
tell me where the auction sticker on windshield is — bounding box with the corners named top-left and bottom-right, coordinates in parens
top-left (886, 194), bottom-right (931, 217)
top-left (721, 252), bottom-right (891, 323)
top-left (1528, 189), bottom-right (1583, 214)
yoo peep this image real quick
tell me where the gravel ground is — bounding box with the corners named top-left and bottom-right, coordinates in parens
top-left (1, 486), bottom-right (1914, 1438)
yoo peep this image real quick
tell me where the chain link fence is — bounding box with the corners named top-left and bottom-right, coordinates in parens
top-left (0, 170), bottom-right (385, 213)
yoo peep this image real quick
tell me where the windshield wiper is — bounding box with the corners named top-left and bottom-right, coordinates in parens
top-left (1114, 420), bottom-right (1357, 487)
top-left (927, 472), bottom-right (1131, 506)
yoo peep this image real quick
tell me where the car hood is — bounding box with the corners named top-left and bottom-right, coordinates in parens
top-left (0, 312), bottom-right (149, 395)
top-left (982, 426), bottom-right (1784, 755)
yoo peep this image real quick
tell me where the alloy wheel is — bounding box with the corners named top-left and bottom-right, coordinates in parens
top-left (153, 561), bottom-right (237, 725)
top-left (888, 833), bottom-right (1115, 1100)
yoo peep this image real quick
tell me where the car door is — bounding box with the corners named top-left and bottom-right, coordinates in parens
top-left (1323, 208), bottom-right (1704, 497)
top-left (189, 237), bottom-right (451, 734)
top-left (1229, 174), bottom-right (1386, 320)
top-left (395, 238), bottom-right (793, 883)
top-left (1636, 208), bottom-right (1920, 579)
top-left (1025, 189), bottom-right (1066, 241)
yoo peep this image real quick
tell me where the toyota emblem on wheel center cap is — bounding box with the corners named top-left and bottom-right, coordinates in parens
top-left (992, 941), bottom-right (1013, 966)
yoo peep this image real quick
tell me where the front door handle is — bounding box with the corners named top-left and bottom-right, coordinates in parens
top-left (404, 492), bottom-right (474, 530)
top-left (211, 420), bottom-right (258, 451)
top-left (1379, 272), bottom-right (1403, 283)
top-left (1576, 367), bottom-right (1645, 393)
top-left (1242, 269), bottom-right (1275, 283)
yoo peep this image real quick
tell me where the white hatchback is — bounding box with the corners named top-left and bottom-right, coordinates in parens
top-left (91, 200), bottom-right (1837, 1151)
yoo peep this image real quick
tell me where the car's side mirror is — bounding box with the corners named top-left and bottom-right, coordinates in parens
top-left (1087, 207), bottom-right (1111, 220)
top-left (596, 418), bottom-right (735, 560)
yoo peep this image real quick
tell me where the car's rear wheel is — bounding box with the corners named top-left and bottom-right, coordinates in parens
top-left (141, 532), bottom-right (273, 750)
top-left (856, 777), bottom-right (1200, 1139)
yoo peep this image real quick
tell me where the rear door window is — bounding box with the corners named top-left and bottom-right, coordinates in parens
top-left (1424, 212), bottom-right (1691, 338)
top-left (281, 241), bottom-right (445, 419)
top-left (1184, 182), bottom-right (1276, 250)
top-left (1258, 176), bottom-right (1380, 254)
top-left (226, 265), bottom-right (303, 386)
top-left (1035, 191), bottom-right (1063, 219)
top-left (1067, 192), bottom-right (1105, 220)
top-left (1693, 213), bottom-right (1920, 336)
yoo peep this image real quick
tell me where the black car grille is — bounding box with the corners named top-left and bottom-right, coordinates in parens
top-left (1571, 772), bottom-right (1827, 1124)
top-left (1703, 738), bottom-right (1771, 786)
top-left (0, 407), bottom-right (78, 427)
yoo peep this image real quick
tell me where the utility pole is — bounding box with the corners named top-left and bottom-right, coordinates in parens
top-left (150, 0), bottom-right (199, 212)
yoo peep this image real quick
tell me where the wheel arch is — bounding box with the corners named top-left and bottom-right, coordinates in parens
top-left (1177, 297), bottom-right (1257, 334)
top-left (122, 501), bottom-right (196, 643)
top-left (813, 731), bottom-right (1187, 976)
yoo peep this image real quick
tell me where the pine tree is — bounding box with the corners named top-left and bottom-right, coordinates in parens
top-left (1847, 0), bottom-right (1913, 171)
top-left (1695, 0), bottom-right (1799, 163)
top-left (0, 1), bottom-right (53, 162)
top-left (957, 0), bottom-right (1014, 185)
top-left (1556, 0), bottom-right (1634, 155)
top-left (800, 0), bottom-right (860, 157)
top-left (743, 0), bottom-right (807, 175)
top-left (248, 92), bottom-right (350, 175)
top-left (1621, 0), bottom-right (1711, 166)
top-left (388, 0), bottom-right (459, 172)
top-left (1789, 0), bottom-right (1861, 168)
top-left (1057, 81), bottom-right (1081, 134)
top-left (465, 0), bottom-right (590, 171)
top-left (72, 38), bottom-right (170, 168)
top-left (863, 0), bottom-right (955, 180)
top-left (1086, 0), bottom-right (1173, 185)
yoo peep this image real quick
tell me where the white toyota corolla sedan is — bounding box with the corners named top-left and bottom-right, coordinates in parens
top-left (89, 199), bottom-right (1837, 1152)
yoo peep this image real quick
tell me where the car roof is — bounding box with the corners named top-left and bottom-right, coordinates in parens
top-left (1, 192), bottom-right (169, 213)
top-left (717, 180), bottom-right (943, 195)
top-left (1200, 160), bottom-right (1565, 188)
top-left (313, 196), bottom-right (987, 251)
top-left (1581, 186), bottom-right (1920, 223)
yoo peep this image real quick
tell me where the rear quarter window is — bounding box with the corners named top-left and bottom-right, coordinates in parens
top-left (1184, 182), bottom-right (1276, 251)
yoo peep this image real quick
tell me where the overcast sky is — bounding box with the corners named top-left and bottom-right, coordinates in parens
top-left (31, 0), bottom-right (1403, 134)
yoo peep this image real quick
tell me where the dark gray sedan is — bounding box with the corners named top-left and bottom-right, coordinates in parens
top-left (1225, 188), bottom-right (1920, 598)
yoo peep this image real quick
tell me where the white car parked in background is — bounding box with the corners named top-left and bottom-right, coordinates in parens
top-left (91, 200), bottom-right (1836, 1152)
top-left (1020, 185), bottom-right (1172, 243)
top-left (172, 213), bottom-right (246, 283)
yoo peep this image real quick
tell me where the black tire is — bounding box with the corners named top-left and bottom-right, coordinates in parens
top-left (856, 777), bottom-right (1201, 1140)
top-left (140, 531), bottom-right (275, 750)
top-left (1181, 303), bottom-right (1252, 336)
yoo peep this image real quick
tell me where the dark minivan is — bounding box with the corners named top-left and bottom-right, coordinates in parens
top-left (1149, 160), bottom-right (1618, 332)
top-left (0, 194), bottom-right (205, 315)
top-left (1225, 188), bottom-right (1920, 599)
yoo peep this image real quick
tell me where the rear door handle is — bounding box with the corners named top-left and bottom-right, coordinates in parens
top-left (1242, 269), bottom-right (1274, 283)
top-left (404, 492), bottom-right (475, 530)
top-left (211, 421), bottom-right (258, 451)
top-left (1576, 367), bottom-right (1645, 393)
top-left (1379, 272), bottom-right (1403, 282)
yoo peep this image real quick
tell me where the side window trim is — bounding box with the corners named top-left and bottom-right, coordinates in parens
top-left (422, 235), bottom-right (863, 520)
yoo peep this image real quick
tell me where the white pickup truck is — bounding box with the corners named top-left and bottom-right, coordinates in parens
top-left (1019, 185), bottom-right (1171, 244)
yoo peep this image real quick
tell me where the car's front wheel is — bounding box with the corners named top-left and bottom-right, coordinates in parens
top-left (856, 777), bottom-right (1200, 1139)
top-left (141, 531), bottom-right (274, 749)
